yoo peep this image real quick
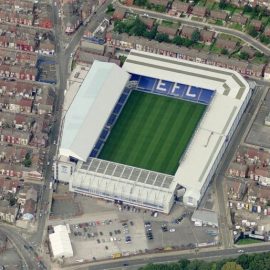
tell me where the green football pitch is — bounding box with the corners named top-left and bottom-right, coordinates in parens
top-left (98, 91), bottom-right (206, 175)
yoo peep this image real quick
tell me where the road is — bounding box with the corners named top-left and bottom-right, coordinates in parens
top-left (213, 84), bottom-right (265, 249)
top-left (31, 0), bottom-right (112, 244)
top-left (0, 226), bottom-right (38, 269)
top-left (116, 2), bottom-right (270, 56)
top-left (63, 243), bottom-right (270, 270)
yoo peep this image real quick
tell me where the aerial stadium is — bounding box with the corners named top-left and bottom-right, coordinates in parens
top-left (55, 50), bottom-right (251, 214)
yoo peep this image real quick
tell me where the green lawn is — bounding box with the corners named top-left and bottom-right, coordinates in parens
top-left (228, 23), bottom-right (243, 31)
top-left (192, 43), bottom-right (205, 50)
top-left (99, 91), bottom-right (206, 175)
top-left (191, 16), bottom-right (204, 22)
top-left (252, 54), bottom-right (269, 64)
top-left (237, 238), bottom-right (264, 245)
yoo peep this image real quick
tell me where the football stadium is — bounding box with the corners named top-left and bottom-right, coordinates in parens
top-left (56, 50), bottom-right (251, 214)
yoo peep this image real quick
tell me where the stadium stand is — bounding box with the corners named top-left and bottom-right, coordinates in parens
top-left (56, 52), bottom-right (250, 213)
top-left (169, 83), bottom-right (188, 97)
top-left (89, 88), bottom-right (132, 158)
top-left (198, 89), bottom-right (215, 104)
top-left (130, 73), bottom-right (215, 105)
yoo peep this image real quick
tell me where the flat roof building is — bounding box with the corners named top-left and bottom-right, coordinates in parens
top-left (59, 61), bottom-right (130, 161)
top-left (49, 225), bottom-right (73, 259)
top-left (192, 210), bottom-right (218, 227)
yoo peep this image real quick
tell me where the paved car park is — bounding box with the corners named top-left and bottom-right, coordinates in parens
top-left (62, 205), bottom-right (218, 263)
top-left (143, 215), bottom-right (218, 250)
top-left (51, 189), bottom-right (219, 263)
top-left (67, 217), bottom-right (147, 261)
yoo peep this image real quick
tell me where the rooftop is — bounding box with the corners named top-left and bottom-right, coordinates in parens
top-left (60, 61), bottom-right (130, 161)
top-left (192, 209), bottom-right (218, 226)
top-left (49, 225), bottom-right (73, 258)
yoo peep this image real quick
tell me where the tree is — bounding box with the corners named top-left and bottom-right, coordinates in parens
top-left (106, 3), bottom-right (115, 13)
top-left (219, 0), bottom-right (227, 9)
top-left (221, 262), bottom-right (244, 270)
top-left (260, 34), bottom-right (270, 45)
top-left (119, 55), bottom-right (127, 66)
top-left (155, 33), bottom-right (170, 42)
top-left (247, 25), bottom-right (258, 37)
top-left (182, 38), bottom-right (193, 47)
top-left (23, 152), bottom-right (32, 167)
top-left (144, 25), bottom-right (157, 40)
top-left (134, 0), bottom-right (147, 6)
top-left (129, 17), bottom-right (147, 36)
top-left (178, 258), bottom-right (190, 269)
top-left (25, 152), bottom-right (31, 160)
top-left (236, 254), bottom-right (251, 269)
top-left (221, 48), bottom-right (229, 55)
top-left (9, 197), bottom-right (16, 206)
top-left (172, 36), bottom-right (183, 45)
top-left (239, 51), bottom-right (249, 60)
top-left (255, 51), bottom-right (264, 58)
top-left (114, 20), bottom-right (128, 34)
top-left (154, 4), bottom-right (166, 12)
top-left (191, 29), bottom-right (200, 43)
top-left (23, 159), bottom-right (32, 167)
top-left (243, 4), bottom-right (253, 14)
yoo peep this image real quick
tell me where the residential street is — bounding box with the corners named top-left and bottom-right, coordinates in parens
top-left (116, 1), bottom-right (270, 55)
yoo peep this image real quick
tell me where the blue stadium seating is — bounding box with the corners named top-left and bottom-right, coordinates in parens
top-left (107, 114), bottom-right (117, 126)
top-left (90, 149), bottom-right (98, 157)
top-left (198, 89), bottom-right (214, 104)
top-left (95, 139), bottom-right (104, 149)
top-left (118, 94), bottom-right (128, 105)
top-left (100, 129), bottom-right (109, 140)
top-left (138, 76), bottom-right (156, 91)
top-left (113, 103), bottom-right (123, 114)
top-left (153, 80), bottom-right (174, 94)
top-left (128, 73), bottom-right (216, 105)
top-left (182, 86), bottom-right (201, 102)
top-left (130, 73), bottom-right (140, 81)
top-left (169, 83), bottom-right (188, 97)
top-left (123, 88), bottom-right (131, 94)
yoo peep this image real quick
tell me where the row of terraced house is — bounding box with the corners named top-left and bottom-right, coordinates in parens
top-left (106, 32), bottom-right (270, 78)
top-left (0, 0), bottom-right (53, 28)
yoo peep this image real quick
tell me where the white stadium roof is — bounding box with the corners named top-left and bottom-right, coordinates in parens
top-left (60, 61), bottom-right (130, 161)
top-left (70, 158), bottom-right (176, 213)
top-left (123, 50), bottom-right (248, 101)
top-left (49, 225), bottom-right (73, 259)
top-left (123, 50), bottom-right (250, 206)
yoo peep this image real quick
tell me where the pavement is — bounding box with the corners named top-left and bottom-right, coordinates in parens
top-left (62, 242), bottom-right (270, 270)
top-left (213, 84), bottom-right (266, 249)
top-left (0, 225), bottom-right (39, 270)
